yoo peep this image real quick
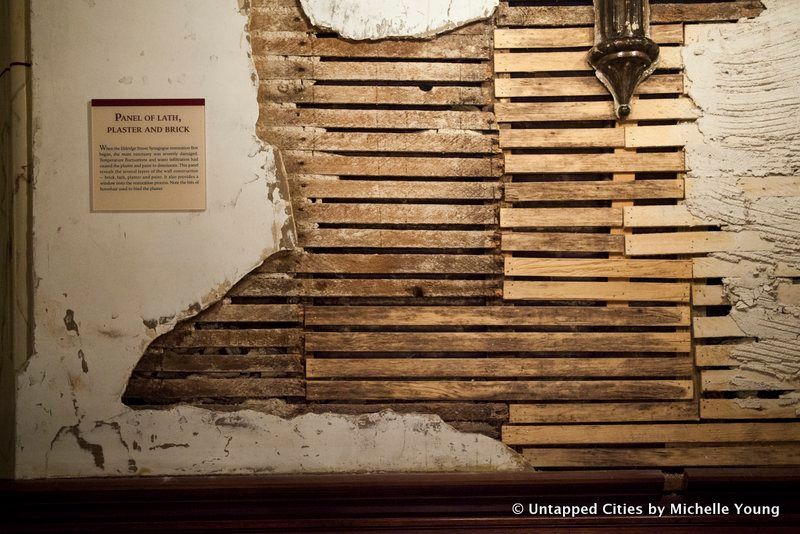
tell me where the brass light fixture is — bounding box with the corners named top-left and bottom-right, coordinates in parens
top-left (588, 0), bottom-right (660, 119)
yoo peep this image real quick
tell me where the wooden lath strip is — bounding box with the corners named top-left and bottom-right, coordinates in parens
top-left (295, 204), bottom-right (497, 225)
top-left (266, 130), bottom-right (499, 154)
top-left (496, 73), bottom-right (683, 98)
top-left (496, 98), bottom-right (699, 122)
top-left (701, 399), bottom-right (800, 420)
top-left (504, 281), bottom-right (691, 303)
top-left (306, 331), bottom-right (691, 353)
top-left (259, 106), bottom-right (498, 130)
top-left (305, 305), bottom-right (691, 327)
top-left (262, 82), bottom-right (492, 107)
top-left (502, 422), bottom-right (800, 446)
top-left (501, 232), bottom-right (625, 253)
top-left (307, 357), bottom-right (693, 379)
top-left (495, 47), bottom-right (682, 73)
top-left (504, 179), bottom-right (684, 201)
top-left (307, 380), bottom-right (694, 401)
top-left (230, 277), bottom-right (502, 298)
top-left (505, 152), bottom-right (685, 174)
top-left (299, 229), bottom-right (497, 249)
top-left (522, 445), bottom-right (800, 468)
top-left (501, 207), bottom-right (623, 228)
top-left (504, 258), bottom-right (692, 278)
top-left (494, 24), bottom-right (684, 48)
top-left (295, 179), bottom-right (500, 200)
top-left (510, 402), bottom-right (698, 423)
top-left (626, 231), bottom-right (772, 256)
top-left (284, 152), bottom-right (503, 177)
top-left (500, 126), bottom-right (687, 149)
top-left (255, 57), bottom-right (493, 82)
top-left (126, 378), bottom-right (306, 399)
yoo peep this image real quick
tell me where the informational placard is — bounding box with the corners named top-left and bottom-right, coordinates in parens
top-left (90, 98), bottom-right (206, 211)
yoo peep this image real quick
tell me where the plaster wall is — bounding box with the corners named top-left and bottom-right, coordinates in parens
top-left (684, 0), bottom-right (800, 404)
top-left (14, 0), bottom-right (522, 478)
top-left (298, 0), bottom-right (499, 40)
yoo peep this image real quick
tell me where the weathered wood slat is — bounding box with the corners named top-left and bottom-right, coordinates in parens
top-left (624, 205), bottom-right (712, 228)
top-left (692, 284), bottom-right (729, 306)
top-left (231, 276), bottom-right (501, 298)
top-left (296, 204), bottom-right (496, 225)
top-left (500, 208), bottom-right (623, 228)
top-left (307, 357), bottom-right (692, 378)
top-left (494, 24), bottom-right (684, 48)
top-left (504, 179), bottom-right (684, 201)
top-left (307, 380), bottom-right (693, 401)
top-left (510, 402), bottom-right (698, 423)
top-left (284, 152), bottom-right (503, 177)
top-left (505, 152), bottom-right (685, 174)
top-left (306, 331), bottom-right (691, 353)
top-left (299, 229), bottom-right (496, 249)
top-left (295, 253), bottom-right (502, 274)
top-left (196, 304), bottom-right (302, 323)
top-left (626, 231), bottom-right (772, 256)
top-left (702, 369), bottom-right (799, 392)
top-left (504, 258), bottom-right (692, 278)
top-left (295, 178), bottom-right (500, 200)
top-left (693, 316), bottom-right (747, 339)
top-left (265, 128), bottom-right (498, 152)
top-left (255, 57), bottom-right (493, 82)
top-left (496, 98), bottom-right (699, 122)
top-left (504, 281), bottom-right (691, 303)
top-left (695, 344), bottom-right (740, 367)
top-left (305, 305), bottom-right (691, 327)
top-left (261, 82), bottom-right (492, 106)
top-left (495, 74), bottom-right (682, 99)
top-left (500, 128), bottom-right (625, 148)
top-left (522, 445), bottom-right (800, 468)
top-left (497, 2), bottom-right (764, 26)
top-left (626, 124), bottom-right (689, 148)
top-left (500, 232), bottom-right (624, 253)
top-left (502, 422), bottom-right (800, 446)
top-left (260, 105), bottom-right (497, 130)
top-left (125, 378), bottom-right (306, 399)
top-left (252, 32), bottom-right (491, 59)
top-left (135, 353), bottom-right (303, 374)
top-left (701, 399), bottom-right (800, 420)
top-left (495, 47), bottom-right (681, 73)
top-left (152, 329), bottom-right (301, 349)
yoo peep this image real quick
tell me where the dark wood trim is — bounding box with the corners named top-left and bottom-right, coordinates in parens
top-left (2, 470), bottom-right (798, 532)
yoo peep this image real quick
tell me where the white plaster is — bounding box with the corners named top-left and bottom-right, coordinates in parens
top-left (684, 0), bottom-right (800, 391)
top-left (15, 0), bottom-right (524, 478)
top-left (299, 0), bottom-right (498, 40)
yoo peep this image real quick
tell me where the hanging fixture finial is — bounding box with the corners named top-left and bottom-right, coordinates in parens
top-left (588, 0), bottom-right (660, 119)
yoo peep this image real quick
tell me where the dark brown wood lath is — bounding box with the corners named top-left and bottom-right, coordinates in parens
top-left (122, 0), bottom-right (798, 470)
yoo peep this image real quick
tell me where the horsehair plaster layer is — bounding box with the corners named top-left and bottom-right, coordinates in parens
top-left (684, 0), bottom-right (800, 404)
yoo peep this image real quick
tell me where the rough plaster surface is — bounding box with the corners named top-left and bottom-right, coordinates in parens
top-left (299, 0), bottom-right (499, 40)
top-left (15, 0), bottom-right (523, 478)
top-left (684, 0), bottom-right (800, 406)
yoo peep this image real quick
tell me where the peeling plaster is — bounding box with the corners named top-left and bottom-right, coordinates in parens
top-left (684, 0), bottom-right (800, 393)
top-left (299, 0), bottom-right (499, 40)
top-left (15, 0), bottom-right (524, 478)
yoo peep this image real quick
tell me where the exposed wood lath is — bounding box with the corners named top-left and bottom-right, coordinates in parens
top-left (121, 0), bottom-right (799, 468)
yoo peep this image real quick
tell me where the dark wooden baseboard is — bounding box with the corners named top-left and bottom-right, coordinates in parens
top-left (2, 469), bottom-right (799, 532)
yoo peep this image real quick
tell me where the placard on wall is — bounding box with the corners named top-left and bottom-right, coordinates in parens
top-left (90, 99), bottom-right (206, 211)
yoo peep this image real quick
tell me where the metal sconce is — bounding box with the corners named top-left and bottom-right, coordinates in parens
top-left (588, 0), bottom-right (660, 119)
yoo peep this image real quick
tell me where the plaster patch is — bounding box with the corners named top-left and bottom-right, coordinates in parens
top-left (299, 0), bottom-right (499, 40)
top-left (684, 0), bottom-right (800, 387)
